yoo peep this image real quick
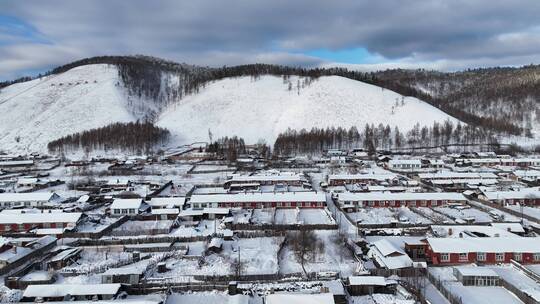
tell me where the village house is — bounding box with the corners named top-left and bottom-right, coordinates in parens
top-left (368, 239), bottom-right (413, 270)
top-left (224, 173), bottom-right (307, 188)
top-left (387, 159), bottom-right (422, 171)
top-left (327, 173), bottom-right (398, 186)
top-left (0, 160), bottom-right (34, 169)
top-left (148, 197), bottom-right (185, 209)
top-left (512, 170), bottom-right (540, 186)
top-left (458, 158), bottom-right (540, 167)
top-left (0, 192), bottom-right (62, 208)
top-left (425, 237), bottom-right (540, 265)
top-left (479, 188), bottom-right (540, 206)
top-left (0, 236), bottom-right (57, 274)
top-left (110, 198), bottom-right (147, 216)
top-left (189, 192), bottom-right (326, 209)
top-left (0, 211), bottom-right (82, 232)
top-left (418, 172), bottom-right (498, 181)
top-left (337, 192), bottom-right (466, 211)
top-left (21, 283), bottom-right (123, 302)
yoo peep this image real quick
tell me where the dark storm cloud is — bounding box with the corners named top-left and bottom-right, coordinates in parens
top-left (1, 0), bottom-right (540, 79)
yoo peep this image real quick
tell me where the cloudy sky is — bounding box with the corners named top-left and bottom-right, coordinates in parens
top-left (2, 0), bottom-right (540, 80)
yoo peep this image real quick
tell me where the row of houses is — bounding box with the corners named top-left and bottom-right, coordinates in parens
top-left (189, 192), bottom-right (326, 209)
top-left (0, 192), bottom-right (63, 208)
top-left (0, 211), bottom-right (83, 232)
top-left (337, 192), bottom-right (467, 211)
top-left (327, 173), bottom-right (398, 186)
top-left (457, 158), bottom-right (540, 167)
top-left (425, 237), bottom-right (540, 265)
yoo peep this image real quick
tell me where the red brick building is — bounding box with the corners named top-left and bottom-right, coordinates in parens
top-left (425, 237), bottom-right (540, 265)
top-left (189, 192), bottom-right (326, 209)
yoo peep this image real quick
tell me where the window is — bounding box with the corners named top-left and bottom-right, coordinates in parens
top-left (368, 201), bottom-right (374, 207)
top-left (477, 252), bottom-right (486, 262)
top-left (410, 201), bottom-right (417, 207)
top-left (389, 201), bottom-right (396, 207)
top-left (129, 208), bottom-right (136, 214)
top-left (121, 209), bottom-right (127, 214)
top-left (440, 253), bottom-right (450, 262)
top-left (513, 253), bottom-right (522, 262)
top-left (114, 209), bottom-right (120, 214)
top-left (534, 253), bottom-right (540, 261)
top-left (496, 253), bottom-right (504, 262)
top-left (421, 200), bottom-right (427, 207)
top-left (459, 253), bottom-right (468, 261)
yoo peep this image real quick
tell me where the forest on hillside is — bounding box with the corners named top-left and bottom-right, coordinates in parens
top-left (273, 120), bottom-right (500, 156)
top-left (47, 121), bottom-right (170, 154)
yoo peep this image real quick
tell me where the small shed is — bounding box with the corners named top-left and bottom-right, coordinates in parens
top-left (47, 247), bottom-right (82, 270)
top-left (453, 266), bottom-right (500, 286)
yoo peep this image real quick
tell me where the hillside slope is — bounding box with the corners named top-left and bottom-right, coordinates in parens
top-left (157, 75), bottom-right (460, 144)
top-left (0, 64), bottom-right (139, 152)
top-left (0, 63), bottom-right (461, 153)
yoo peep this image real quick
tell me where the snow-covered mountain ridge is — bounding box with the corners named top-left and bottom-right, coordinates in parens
top-left (0, 63), bottom-right (460, 153)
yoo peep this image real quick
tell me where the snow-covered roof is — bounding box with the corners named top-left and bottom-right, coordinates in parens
top-left (151, 208), bottom-right (179, 215)
top-left (50, 247), bottom-right (81, 262)
top-left (110, 198), bottom-right (143, 209)
top-left (338, 192), bottom-right (466, 202)
top-left (418, 172), bottom-right (497, 180)
top-left (430, 179), bottom-right (498, 185)
top-left (349, 276), bottom-right (394, 286)
top-left (454, 266), bottom-right (499, 277)
top-left (426, 237), bottom-right (540, 253)
top-left (482, 188), bottom-right (540, 200)
top-left (430, 225), bottom-right (517, 238)
top-left (266, 293), bottom-right (335, 304)
top-left (227, 175), bottom-right (304, 183)
top-left (0, 160), bottom-right (33, 166)
top-left (0, 192), bottom-right (59, 203)
top-left (190, 192), bottom-right (326, 204)
top-left (148, 197), bottom-right (185, 208)
top-left (490, 223), bottom-right (525, 233)
top-left (367, 239), bottom-right (413, 270)
top-left (389, 159), bottom-right (421, 165)
top-left (23, 284), bottom-right (121, 298)
top-left (371, 239), bottom-right (404, 256)
top-left (513, 170), bottom-right (540, 178)
top-left (328, 173), bottom-right (396, 181)
top-left (0, 212), bottom-right (82, 225)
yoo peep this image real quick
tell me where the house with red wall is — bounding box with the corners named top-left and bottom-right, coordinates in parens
top-left (189, 192), bottom-right (326, 209)
top-left (425, 237), bottom-right (540, 265)
top-left (0, 211), bottom-right (82, 233)
top-left (479, 188), bottom-right (540, 206)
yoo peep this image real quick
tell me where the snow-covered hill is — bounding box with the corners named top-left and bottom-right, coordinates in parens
top-left (158, 75), bottom-right (460, 144)
top-left (0, 64), bottom-right (461, 153)
top-left (0, 64), bottom-right (142, 152)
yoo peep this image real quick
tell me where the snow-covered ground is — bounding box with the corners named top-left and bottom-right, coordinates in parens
top-left (158, 75), bottom-right (461, 144)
